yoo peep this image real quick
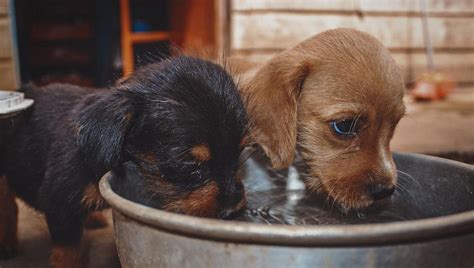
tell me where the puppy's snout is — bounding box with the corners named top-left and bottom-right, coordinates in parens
top-left (218, 209), bottom-right (234, 219)
top-left (368, 183), bottom-right (395, 200)
top-left (218, 181), bottom-right (246, 219)
top-left (222, 181), bottom-right (245, 204)
top-left (218, 196), bottom-right (246, 219)
top-left (218, 205), bottom-right (244, 219)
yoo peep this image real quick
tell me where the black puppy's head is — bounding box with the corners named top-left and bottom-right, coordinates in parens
top-left (77, 56), bottom-right (248, 218)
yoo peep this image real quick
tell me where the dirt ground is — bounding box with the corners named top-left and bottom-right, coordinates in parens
top-left (1, 89), bottom-right (472, 268)
top-left (0, 202), bottom-right (119, 268)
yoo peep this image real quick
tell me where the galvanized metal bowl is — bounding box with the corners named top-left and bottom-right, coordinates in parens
top-left (99, 153), bottom-right (474, 267)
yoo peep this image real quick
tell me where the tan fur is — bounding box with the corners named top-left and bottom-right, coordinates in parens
top-left (240, 135), bottom-right (250, 148)
top-left (0, 176), bottom-right (18, 256)
top-left (163, 181), bottom-right (220, 217)
top-left (141, 171), bottom-right (237, 218)
top-left (84, 211), bottom-right (108, 229)
top-left (81, 184), bottom-right (107, 210)
top-left (191, 144), bottom-right (211, 162)
top-left (243, 28), bottom-right (405, 209)
top-left (50, 245), bottom-right (83, 268)
top-left (242, 57), bottom-right (311, 169)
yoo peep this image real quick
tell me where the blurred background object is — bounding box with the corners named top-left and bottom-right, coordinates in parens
top-left (4, 0), bottom-right (473, 90)
top-left (410, 0), bottom-right (455, 101)
top-left (0, 0), bottom-right (20, 90)
top-left (12, 0), bottom-right (221, 87)
top-left (411, 72), bottom-right (455, 101)
top-left (10, 0), bottom-right (471, 90)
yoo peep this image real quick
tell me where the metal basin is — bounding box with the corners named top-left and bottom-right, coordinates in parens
top-left (99, 153), bottom-right (474, 268)
top-left (0, 92), bottom-right (33, 173)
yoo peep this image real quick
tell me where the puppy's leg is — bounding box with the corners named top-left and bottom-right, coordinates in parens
top-left (0, 175), bottom-right (18, 259)
top-left (46, 212), bottom-right (85, 268)
top-left (83, 183), bottom-right (108, 229)
top-left (84, 211), bottom-right (108, 229)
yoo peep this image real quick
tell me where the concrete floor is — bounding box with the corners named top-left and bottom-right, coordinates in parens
top-left (0, 202), bottom-right (119, 268)
top-left (1, 89), bottom-right (473, 268)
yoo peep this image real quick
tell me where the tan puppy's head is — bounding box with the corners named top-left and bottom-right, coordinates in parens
top-left (244, 28), bottom-right (405, 210)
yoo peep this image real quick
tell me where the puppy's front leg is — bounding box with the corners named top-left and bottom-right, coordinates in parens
top-left (46, 212), bottom-right (85, 268)
top-left (0, 175), bottom-right (18, 259)
top-left (84, 211), bottom-right (108, 229)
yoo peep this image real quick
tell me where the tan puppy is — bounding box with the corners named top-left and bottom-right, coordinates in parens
top-left (242, 28), bottom-right (405, 210)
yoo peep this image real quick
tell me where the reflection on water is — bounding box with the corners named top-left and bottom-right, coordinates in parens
top-left (234, 153), bottom-right (474, 225)
top-left (113, 153), bottom-right (474, 225)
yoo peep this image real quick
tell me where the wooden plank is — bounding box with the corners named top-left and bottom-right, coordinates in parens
top-left (232, 0), bottom-right (474, 14)
top-left (170, 0), bottom-right (217, 53)
top-left (215, 0), bottom-right (231, 56)
top-left (0, 17), bottom-right (13, 59)
top-left (230, 51), bottom-right (474, 84)
top-left (0, 59), bottom-right (18, 90)
top-left (233, 0), bottom-right (357, 12)
top-left (393, 52), bottom-right (474, 84)
top-left (231, 14), bottom-right (474, 50)
top-left (130, 31), bottom-right (170, 43)
top-left (0, 0), bottom-right (8, 15)
top-left (120, 0), bottom-right (134, 76)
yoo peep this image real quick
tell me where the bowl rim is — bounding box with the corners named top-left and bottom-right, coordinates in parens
top-left (99, 152), bottom-right (474, 247)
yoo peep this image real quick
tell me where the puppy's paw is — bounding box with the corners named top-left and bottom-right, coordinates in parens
top-left (84, 211), bottom-right (108, 229)
top-left (0, 242), bottom-right (18, 260)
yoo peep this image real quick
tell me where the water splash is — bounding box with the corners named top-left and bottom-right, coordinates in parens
top-left (234, 155), bottom-right (433, 225)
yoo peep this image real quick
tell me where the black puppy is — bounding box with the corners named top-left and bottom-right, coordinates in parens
top-left (0, 56), bottom-right (248, 267)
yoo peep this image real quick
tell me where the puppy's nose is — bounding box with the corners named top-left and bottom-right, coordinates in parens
top-left (218, 198), bottom-right (246, 219)
top-left (368, 184), bottom-right (395, 200)
top-left (218, 207), bottom-right (241, 219)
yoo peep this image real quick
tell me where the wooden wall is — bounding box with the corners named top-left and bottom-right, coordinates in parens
top-left (170, 0), bottom-right (217, 54)
top-left (229, 0), bottom-right (474, 87)
top-left (0, 0), bottom-right (19, 90)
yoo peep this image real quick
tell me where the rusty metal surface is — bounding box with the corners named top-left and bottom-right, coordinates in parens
top-left (99, 153), bottom-right (474, 267)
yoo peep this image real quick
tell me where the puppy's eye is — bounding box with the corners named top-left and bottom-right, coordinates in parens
top-left (190, 169), bottom-right (203, 180)
top-left (331, 119), bottom-right (359, 136)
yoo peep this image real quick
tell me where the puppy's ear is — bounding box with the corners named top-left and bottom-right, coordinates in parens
top-left (244, 57), bottom-right (310, 169)
top-left (76, 90), bottom-right (133, 174)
